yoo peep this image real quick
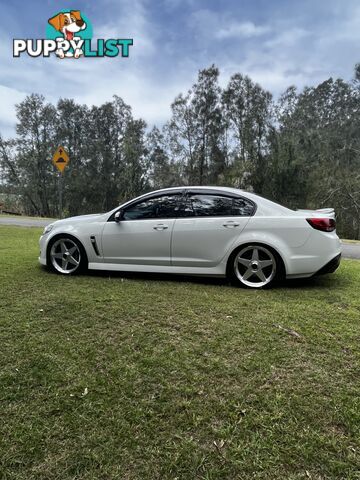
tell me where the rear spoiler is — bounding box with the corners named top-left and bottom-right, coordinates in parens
top-left (296, 207), bottom-right (335, 218)
top-left (315, 208), bottom-right (335, 215)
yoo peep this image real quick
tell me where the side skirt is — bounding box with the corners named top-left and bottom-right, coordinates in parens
top-left (88, 262), bottom-right (226, 277)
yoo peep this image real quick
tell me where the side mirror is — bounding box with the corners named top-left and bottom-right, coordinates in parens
top-left (114, 210), bottom-right (123, 223)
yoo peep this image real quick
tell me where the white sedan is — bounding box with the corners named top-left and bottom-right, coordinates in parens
top-left (39, 186), bottom-right (341, 288)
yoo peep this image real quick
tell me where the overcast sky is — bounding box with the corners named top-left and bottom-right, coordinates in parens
top-left (0, 0), bottom-right (359, 137)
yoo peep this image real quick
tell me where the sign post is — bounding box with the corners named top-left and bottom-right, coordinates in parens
top-left (52, 146), bottom-right (69, 218)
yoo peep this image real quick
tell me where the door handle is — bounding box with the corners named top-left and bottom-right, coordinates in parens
top-left (223, 221), bottom-right (240, 228)
top-left (153, 224), bottom-right (168, 231)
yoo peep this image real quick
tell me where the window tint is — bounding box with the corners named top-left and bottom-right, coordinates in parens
top-left (185, 194), bottom-right (233, 217)
top-left (179, 194), bottom-right (255, 217)
top-left (122, 194), bottom-right (180, 220)
top-left (233, 198), bottom-right (255, 216)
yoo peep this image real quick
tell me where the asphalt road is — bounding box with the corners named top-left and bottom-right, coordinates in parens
top-left (341, 243), bottom-right (360, 259)
top-left (0, 217), bottom-right (52, 228)
top-left (0, 216), bottom-right (359, 259)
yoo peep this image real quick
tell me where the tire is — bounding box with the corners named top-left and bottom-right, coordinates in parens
top-left (47, 235), bottom-right (87, 275)
top-left (227, 244), bottom-right (283, 289)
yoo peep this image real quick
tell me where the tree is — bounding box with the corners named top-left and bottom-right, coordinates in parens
top-left (85, 97), bottom-right (132, 211)
top-left (270, 78), bottom-right (360, 236)
top-left (55, 98), bottom-right (91, 216)
top-left (121, 118), bottom-right (149, 200)
top-left (4, 94), bottom-right (58, 216)
top-left (147, 126), bottom-right (182, 189)
top-left (222, 73), bottom-right (273, 192)
top-left (168, 65), bottom-right (225, 185)
top-left (267, 86), bottom-right (309, 207)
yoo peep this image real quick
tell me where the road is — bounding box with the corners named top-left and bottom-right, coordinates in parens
top-left (0, 217), bottom-right (53, 228)
top-left (0, 216), bottom-right (360, 259)
top-left (341, 243), bottom-right (360, 259)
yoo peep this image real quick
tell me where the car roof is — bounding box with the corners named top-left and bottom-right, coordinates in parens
top-left (109, 186), bottom-right (293, 216)
top-left (129, 187), bottom-right (291, 213)
top-left (146, 186), bottom-right (245, 195)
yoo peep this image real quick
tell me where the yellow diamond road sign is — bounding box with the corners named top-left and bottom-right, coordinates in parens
top-left (53, 146), bottom-right (69, 173)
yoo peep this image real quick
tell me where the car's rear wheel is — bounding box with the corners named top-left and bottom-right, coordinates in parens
top-left (48, 236), bottom-right (87, 275)
top-left (229, 244), bottom-right (280, 288)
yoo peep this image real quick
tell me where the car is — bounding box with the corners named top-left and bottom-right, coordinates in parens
top-left (38, 186), bottom-right (342, 288)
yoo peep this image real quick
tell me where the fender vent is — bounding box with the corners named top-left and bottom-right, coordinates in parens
top-left (90, 235), bottom-right (100, 256)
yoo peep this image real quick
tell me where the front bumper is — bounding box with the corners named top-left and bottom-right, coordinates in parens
top-left (315, 253), bottom-right (341, 275)
top-left (39, 255), bottom-right (47, 266)
top-left (38, 234), bottom-right (48, 266)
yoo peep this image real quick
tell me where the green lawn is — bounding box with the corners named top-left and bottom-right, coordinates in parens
top-left (1, 226), bottom-right (360, 480)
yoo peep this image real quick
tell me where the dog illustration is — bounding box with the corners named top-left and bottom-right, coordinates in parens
top-left (48, 11), bottom-right (87, 58)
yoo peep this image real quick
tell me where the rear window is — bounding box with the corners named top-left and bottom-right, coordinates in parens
top-left (191, 195), bottom-right (233, 216)
top-left (180, 194), bottom-right (255, 217)
top-left (233, 198), bottom-right (255, 216)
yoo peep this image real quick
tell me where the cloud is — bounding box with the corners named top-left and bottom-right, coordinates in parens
top-left (216, 21), bottom-right (271, 40)
top-left (199, 1), bottom-right (360, 97)
top-left (264, 27), bottom-right (309, 48)
top-left (92, 0), bottom-right (156, 57)
top-left (0, 85), bottom-right (27, 138)
top-left (189, 9), bottom-right (271, 41)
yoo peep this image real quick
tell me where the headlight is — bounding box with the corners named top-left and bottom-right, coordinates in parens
top-left (43, 224), bottom-right (54, 235)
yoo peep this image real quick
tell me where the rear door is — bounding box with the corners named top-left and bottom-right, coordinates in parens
top-left (171, 191), bottom-right (254, 267)
top-left (101, 193), bottom-right (182, 266)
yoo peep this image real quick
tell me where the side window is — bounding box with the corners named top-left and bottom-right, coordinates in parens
top-left (185, 194), bottom-right (234, 217)
top-left (233, 198), bottom-right (255, 216)
top-left (122, 194), bottom-right (180, 220)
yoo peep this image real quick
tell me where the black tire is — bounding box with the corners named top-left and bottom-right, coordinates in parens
top-left (227, 243), bottom-right (284, 289)
top-left (47, 235), bottom-right (88, 275)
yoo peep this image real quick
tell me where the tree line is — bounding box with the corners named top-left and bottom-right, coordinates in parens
top-left (1, 64), bottom-right (359, 238)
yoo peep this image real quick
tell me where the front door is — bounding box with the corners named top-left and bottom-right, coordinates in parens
top-left (101, 193), bottom-right (182, 266)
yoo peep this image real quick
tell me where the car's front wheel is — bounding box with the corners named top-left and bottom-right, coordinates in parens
top-left (48, 236), bottom-right (87, 275)
top-left (228, 244), bottom-right (280, 288)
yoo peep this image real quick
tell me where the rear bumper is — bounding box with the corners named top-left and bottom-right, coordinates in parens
top-left (315, 253), bottom-right (341, 276)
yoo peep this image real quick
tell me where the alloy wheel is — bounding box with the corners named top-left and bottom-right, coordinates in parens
top-left (50, 238), bottom-right (81, 274)
top-left (234, 245), bottom-right (276, 288)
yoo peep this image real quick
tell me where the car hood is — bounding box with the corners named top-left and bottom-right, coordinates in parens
top-left (52, 213), bottom-right (106, 226)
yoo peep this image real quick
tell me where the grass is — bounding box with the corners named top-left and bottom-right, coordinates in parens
top-left (0, 226), bottom-right (360, 480)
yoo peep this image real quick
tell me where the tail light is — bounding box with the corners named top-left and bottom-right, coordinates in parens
top-left (306, 218), bottom-right (336, 232)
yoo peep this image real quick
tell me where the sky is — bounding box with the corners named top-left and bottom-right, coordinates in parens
top-left (0, 0), bottom-right (359, 138)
